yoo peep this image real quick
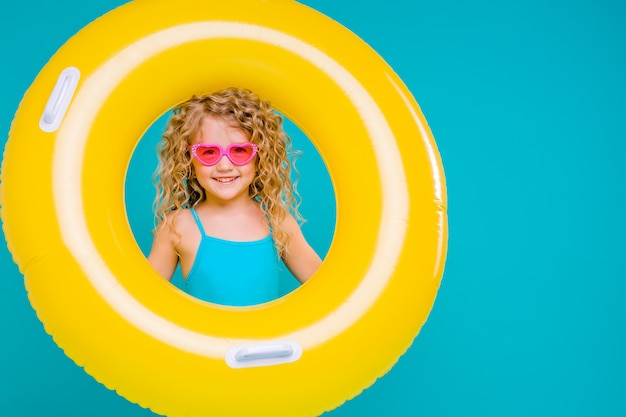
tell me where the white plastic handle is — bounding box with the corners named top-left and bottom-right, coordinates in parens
top-left (39, 67), bottom-right (80, 132)
top-left (225, 341), bottom-right (302, 368)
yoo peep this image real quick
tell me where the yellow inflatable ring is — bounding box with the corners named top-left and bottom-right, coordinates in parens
top-left (1, 0), bottom-right (447, 416)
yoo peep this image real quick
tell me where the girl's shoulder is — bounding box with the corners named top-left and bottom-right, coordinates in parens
top-left (157, 208), bottom-right (197, 236)
top-left (161, 207), bottom-right (194, 224)
top-left (279, 211), bottom-right (303, 234)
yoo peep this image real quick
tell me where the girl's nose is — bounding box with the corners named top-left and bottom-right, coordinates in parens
top-left (215, 154), bottom-right (234, 170)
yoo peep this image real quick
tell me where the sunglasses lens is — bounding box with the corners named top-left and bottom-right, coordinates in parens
top-left (228, 144), bottom-right (255, 165)
top-left (195, 145), bottom-right (221, 165)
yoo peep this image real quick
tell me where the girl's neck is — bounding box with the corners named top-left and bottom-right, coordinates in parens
top-left (197, 195), bottom-right (258, 213)
top-left (195, 196), bottom-right (268, 241)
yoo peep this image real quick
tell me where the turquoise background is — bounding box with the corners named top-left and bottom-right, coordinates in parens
top-left (1, 0), bottom-right (625, 416)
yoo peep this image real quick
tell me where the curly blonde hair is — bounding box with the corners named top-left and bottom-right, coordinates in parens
top-left (153, 87), bottom-right (301, 258)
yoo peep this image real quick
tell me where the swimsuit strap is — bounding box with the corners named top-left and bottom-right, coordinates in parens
top-left (190, 207), bottom-right (206, 236)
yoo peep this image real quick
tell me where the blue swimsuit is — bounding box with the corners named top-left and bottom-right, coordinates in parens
top-left (185, 208), bottom-right (280, 306)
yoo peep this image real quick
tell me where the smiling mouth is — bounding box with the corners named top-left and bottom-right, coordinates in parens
top-left (213, 176), bottom-right (238, 184)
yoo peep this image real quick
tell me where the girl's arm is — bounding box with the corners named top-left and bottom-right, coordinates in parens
top-left (282, 214), bottom-right (323, 284)
top-left (147, 221), bottom-right (179, 282)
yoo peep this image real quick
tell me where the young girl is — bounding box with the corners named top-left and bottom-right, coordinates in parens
top-left (147, 87), bottom-right (322, 306)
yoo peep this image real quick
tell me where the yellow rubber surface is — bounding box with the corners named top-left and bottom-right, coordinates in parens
top-left (1, 1), bottom-right (447, 415)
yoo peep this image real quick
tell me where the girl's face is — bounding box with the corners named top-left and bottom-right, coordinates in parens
top-left (190, 115), bottom-right (257, 205)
